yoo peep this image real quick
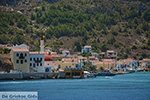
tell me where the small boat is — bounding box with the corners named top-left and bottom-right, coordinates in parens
top-left (84, 71), bottom-right (96, 78)
top-left (96, 72), bottom-right (116, 76)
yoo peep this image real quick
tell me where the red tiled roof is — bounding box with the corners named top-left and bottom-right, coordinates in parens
top-left (45, 54), bottom-right (53, 61)
top-left (84, 46), bottom-right (91, 48)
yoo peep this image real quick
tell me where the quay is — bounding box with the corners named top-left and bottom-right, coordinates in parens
top-left (0, 72), bottom-right (65, 80)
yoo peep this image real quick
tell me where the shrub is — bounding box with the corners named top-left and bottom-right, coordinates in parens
top-left (132, 45), bottom-right (137, 49)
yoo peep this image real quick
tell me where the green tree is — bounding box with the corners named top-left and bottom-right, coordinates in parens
top-left (143, 10), bottom-right (150, 22)
top-left (74, 41), bottom-right (81, 52)
top-left (0, 34), bottom-right (9, 44)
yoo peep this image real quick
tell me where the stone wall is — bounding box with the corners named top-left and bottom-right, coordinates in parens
top-left (0, 72), bottom-right (65, 80)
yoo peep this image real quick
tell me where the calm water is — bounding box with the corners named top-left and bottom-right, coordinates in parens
top-left (0, 72), bottom-right (150, 100)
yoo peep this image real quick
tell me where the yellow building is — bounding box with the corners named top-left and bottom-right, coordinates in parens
top-left (97, 62), bottom-right (114, 70)
top-left (55, 61), bottom-right (77, 71)
top-left (64, 68), bottom-right (84, 79)
top-left (10, 48), bottom-right (30, 72)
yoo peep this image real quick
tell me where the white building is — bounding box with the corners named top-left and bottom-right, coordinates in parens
top-left (44, 54), bottom-right (57, 72)
top-left (29, 52), bottom-right (45, 72)
top-left (91, 52), bottom-right (99, 57)
top-left (81, 46), bottom-right (92, 53)
top-left (11, 44), bottom-right (29, 50)
top-left (106, 50), bottom-right (118, 59)
top-left (62, 50), bottom-right (70, 56)
top-left (40, 33), bottom-right (44, 53)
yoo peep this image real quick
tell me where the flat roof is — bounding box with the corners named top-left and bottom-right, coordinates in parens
top-left (29, 52), bottom-right (44, 54)
top-left (12, 48), bottom-right (29, 52)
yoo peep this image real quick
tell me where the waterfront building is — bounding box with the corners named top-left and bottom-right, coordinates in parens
top-left (81, 46), bottom-right (92, 53)
top-left (44, 54), bottom-right (57, 72)
top-left (29, 52), bottom-right (45, 72)
top-left (56, 61), bottom-right (76, 71)
top-left (10, 48), bottom-right (29, 72)
top-left (64, 59), bottom-right (84, 78)
top-left (64, 68), bottom-right (84, 79)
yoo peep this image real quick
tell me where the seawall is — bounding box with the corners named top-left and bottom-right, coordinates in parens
top-left (0, 71), bottom-right (65, 80)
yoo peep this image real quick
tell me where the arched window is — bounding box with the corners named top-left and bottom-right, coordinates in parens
top-left (20, 53), bottom-right (23, 57)
top-left (66, 66), bottom-right (68, 68)
top-left (16, 53), bottom-right (19, 56)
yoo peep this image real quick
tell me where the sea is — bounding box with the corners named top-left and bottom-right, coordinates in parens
top-left (0, 72), bottom-right (150, 100)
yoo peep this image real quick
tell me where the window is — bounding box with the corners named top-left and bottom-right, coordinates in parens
top-left (66, 66), bottom-right (68, 68)
top-left (72, 72), bottom-right (75, 76)
top-left (20, 53), bottom-right (23, 57)
top-left (69, 66), bottom-right (71, 68)
top-left (34, 58), bottom-right (35, 61)
top-left (30, 58), bottom-right (32, 61)
top-left (30, 63), bottom-right (32, 66)
top-left (16, 60), bottom-right (19, 63)
top-left (37, 63), bottom-right (39, 66)
top-left (40, 63), bottom-right (42, 66)
top-left (21, 60), bottom-right (23, 64)
top-left (75, 72), bottom-right (80, 76)
top-left (37, 58), bottom-right (39, 61)
top-left (25, 59), bottom-right (27, 63)
top-left (66, 72), bottom-right (70, 76)
top-left (16, 53), bottom-right (19, 56)
top-left (76, 65), bottom-right (78, 68)
top-left (33, 64), bottom-right (35, 68)
top-left (40, 58), bottom-right (42, 61)
top-left (25, 53), bottom-right (27, 56)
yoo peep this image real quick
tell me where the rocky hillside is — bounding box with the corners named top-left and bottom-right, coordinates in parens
top-left (0, 0), bottom-right (150, 60)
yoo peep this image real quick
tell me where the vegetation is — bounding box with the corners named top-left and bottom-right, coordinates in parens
top-left (0, 0), bottom-right (150, 58)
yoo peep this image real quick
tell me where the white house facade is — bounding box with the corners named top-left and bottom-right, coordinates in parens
top-left (29, 52), bottom-right (45, 72)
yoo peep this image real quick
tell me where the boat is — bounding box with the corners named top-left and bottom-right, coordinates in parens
top-left (96, 72), bottom-right (116, 76)
top-left (84, 71), bottom-right (96, 78)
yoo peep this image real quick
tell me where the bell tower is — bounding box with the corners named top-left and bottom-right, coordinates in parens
top-left (40, 33), bottom-right (44, 52)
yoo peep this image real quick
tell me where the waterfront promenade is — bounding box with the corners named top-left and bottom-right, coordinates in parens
top-left (0, 72), bottom-right (65, 80)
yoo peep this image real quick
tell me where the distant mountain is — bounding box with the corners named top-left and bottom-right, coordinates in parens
top-left (0, 0), bottom-right (150, 60)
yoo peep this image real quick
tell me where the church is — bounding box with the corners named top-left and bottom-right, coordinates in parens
top-left (10, 33), bottom-right (57, 72)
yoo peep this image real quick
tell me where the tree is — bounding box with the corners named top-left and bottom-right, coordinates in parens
top-left (112, 29), bottom-right (118, 36)
top-left (107, 35), bottom-right (116, 44)
top-left (0, 34), bottom-right (9, 44)
top-left (12, 35), bottom-right (25, 45)
top-left (99, 67), bottom-right (104, 72)
top-left (143, 10), bottom-right (150, 22)
top-left (74, 41), bottom-right (81, 52)
top-left (125, 47), bottom-right (131, 54)
top-left (31, 12), bottom-right (36, 20)
top-left (147, 38), bottom-right (150, 46)
top-left (132, 45), bottom-right (137, 50)
top-left (141, 52), bottom-right (147, 58)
